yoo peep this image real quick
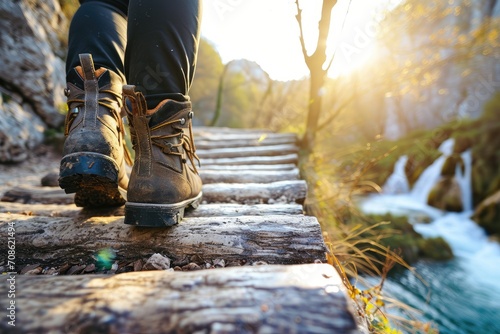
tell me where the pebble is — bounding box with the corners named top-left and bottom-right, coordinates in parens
top-left (21, 263), bottom-right (41, 275)
top-left (182, 262), bottom-right (201, 271)
top-left (143, 253), bottom-right (171, 271)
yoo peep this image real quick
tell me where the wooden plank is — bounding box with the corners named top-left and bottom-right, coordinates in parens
top-left (201, 153), bottom-right (298, 166)
top-left (4, 264), bottom-right (360, 334)
top-left (1, 181), bottom-right (307, 205)
top-left (0, 214), bottom-right (326, 265)
top-left (202, 180), bottom-right (307, 204)
top-left (196, 144), bottom-right (298, 159)
top-left (0, 202), bottom-right (303, 218)
top-left (200, 169), bottom-right (300, 184)
top-left (1, 186), bottom-right (74, 205)
top-left (201, 163), bottom-right (297, 171)
top-left (195, 136), bottom-right (296, 149)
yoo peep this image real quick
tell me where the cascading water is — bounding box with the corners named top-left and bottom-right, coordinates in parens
top-left (359, 138), bottom-right (500, 334)
top-left (410, 138), bottom-right (454, 204)
top-left (383, 155), bottom-right (409, 194)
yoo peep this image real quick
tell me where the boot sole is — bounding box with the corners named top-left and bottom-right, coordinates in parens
top-left (124, 192), bottom-right (203, 227)
top-left (59, 152), bottom-right (126, 208)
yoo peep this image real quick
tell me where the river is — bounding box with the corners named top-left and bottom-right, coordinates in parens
top-left (359, 139), bottom-right (500, 334)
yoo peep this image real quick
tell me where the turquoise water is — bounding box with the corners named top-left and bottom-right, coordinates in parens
top-left (359, 141), bottom-right (500, 333)
top-left (379, 260), bottom-right (500, 334)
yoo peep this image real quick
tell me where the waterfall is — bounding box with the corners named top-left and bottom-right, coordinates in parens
top-left (410, 138), bottom-right (455, 204)
top-left (383, 155), bottom-right (409, 194)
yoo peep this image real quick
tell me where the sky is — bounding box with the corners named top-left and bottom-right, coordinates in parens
top-left (200, 0), bottom-right (398, 81)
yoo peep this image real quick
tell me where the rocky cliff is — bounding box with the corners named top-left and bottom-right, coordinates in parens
top-left (0, 0), bottom-right (67, 162)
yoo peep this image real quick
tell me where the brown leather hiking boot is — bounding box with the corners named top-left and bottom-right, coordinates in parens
top-left (59, 54), bottom-right (131, 207)
top-left (122, 85), bottom-right (202, 227)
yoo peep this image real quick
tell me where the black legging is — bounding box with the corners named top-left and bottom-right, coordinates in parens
top-left (66, 0), bottom-right (201, 107)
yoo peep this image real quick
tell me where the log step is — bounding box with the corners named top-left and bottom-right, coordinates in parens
top-left (0, 202), bottom-right (304, 218)
top-left (2, 264), bottom-right (360, 334)
top-left (0, 214), bottom-right (326, 265)
top-left (200, 168), bottom-right (300, 184)
top-left (1, 180), bottom-right (307, 205)
top-left (201, 153), bottom-right (298, 166)
top-left (196, 144), bottom-right (298, 159)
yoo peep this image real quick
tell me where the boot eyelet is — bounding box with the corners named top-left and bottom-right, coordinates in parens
top-left (187, 111), bottom-right (193, 119)
top-left (64, 88), bottom-right (71, 97)
top-left (180, 118), bottom-right (186, 125)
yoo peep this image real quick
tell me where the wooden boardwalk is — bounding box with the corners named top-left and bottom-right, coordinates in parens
top-left (0, 127), bottom-right (364, 333)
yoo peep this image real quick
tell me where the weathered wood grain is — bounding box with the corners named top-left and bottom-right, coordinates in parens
top-left (1, 180), bottom-right (307, 205)
top-left (1, 186), bottom-right (74, 205)
top-left (3, 264), bottom-right (360, 334)
top-left (202, 180), bottom-right (307, 204)
top-left (0, 214), bottom-right (326, 264)
top-left (0, 202), bottom-right (304, 218)
top-left (196, 144), bottom-right (298, 159)
top-left (201, 153), bottom-right (298, 166)
top-left (200, 169), bottom-right (300, 184)
top-left (201, 163), bottom-right (297, 171)
top-left (196, 136), bottom-right (296, 149)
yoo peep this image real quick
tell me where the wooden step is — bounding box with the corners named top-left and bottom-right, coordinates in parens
top-left (0, 213), bottom-right (326, 265)
top-left (201, 153), bottom-right (298, 166)
top-left (0, 202), bottom-right (304, 218)
top-left (1, 180), bottom-right (307, 205)
top-left (200, 168), bottom-right (300, 184)
top-left (196, 144), bottom-right (298, 159)
top-left (3, 264), bottom-right (361, 334)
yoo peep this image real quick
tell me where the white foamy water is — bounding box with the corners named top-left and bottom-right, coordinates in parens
top-left (359, 138), bottom-right (500, 333)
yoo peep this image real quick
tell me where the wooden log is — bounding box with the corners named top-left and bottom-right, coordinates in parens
top-left (4, 264), bottom-right (361, 334)
top-left (0, 202), bottom-right (303, 218)
top-left (195, 136), bottom-right (296, 149)
top-left (187, 203), bottom-right (304, 217)
top-left (201, 163), bottom-right (297, 171)
top-left (196, 144), bottom-right (298, 159)
top-left (0, 214), bottom-right (326, 265)
top-left (200, 169), bottom-right (300, 184)
top-left (1, 181), bottom-right (307, 205)
top-left (201, 153), bottom-right (298, 166)
top-left (202, 180), bottom-right (307, 204)
top-left (194, 126), bottom-right (274, 134)
top-left (1, 186), bottom-right (74, 205)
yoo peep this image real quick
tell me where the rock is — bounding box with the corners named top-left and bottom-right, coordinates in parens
top-left (182, 262), bottom-right (201, 271)
top-left (212, 258), bottom-right (225, 268)
top-left (472, 189), bottom-right (500, 236)
top-left (0, 0), bottom-right (67, 128)
top-left (0, 96), bottom-right (46, 163)
top-left (21, 263), bottom-right (41, 275)
top-left (427, 177), bottom-right (463, 212)
top-left (41, 171), bottom-right (59, 187)
top-left (67, 265), bottom-right (86, 275)
top-left (143, 253), bottom-right (171, 271)
top-left (133, 259), bottom-right (143, 272)
top-left (83, 264), bottom-right (96, 273)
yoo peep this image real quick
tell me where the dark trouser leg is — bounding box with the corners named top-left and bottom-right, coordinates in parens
top-left (66, 0), bottom-right (128, 82)
top-left (125, 0), bottom-right (202, 107)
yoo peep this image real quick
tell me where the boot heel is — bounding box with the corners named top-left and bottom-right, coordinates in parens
top-left (59, 152), bottom-right (125, 207)
top-left (124, 193), bottom-right (202, 227)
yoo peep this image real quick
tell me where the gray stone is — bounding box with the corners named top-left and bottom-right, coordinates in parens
top-left (0, 0), bottom-right (67, 127)
top-left (0, 95), bottom-right (45, 163)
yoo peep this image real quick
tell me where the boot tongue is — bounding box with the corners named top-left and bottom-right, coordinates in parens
top-left (148, 100), bottom-right (191, 127)
top-left (66, 66), bottom-right (121, 92)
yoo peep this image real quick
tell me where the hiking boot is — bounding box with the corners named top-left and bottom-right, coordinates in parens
top-left (59, 54), bottom-right (131, 207)
top-left (122, 85), bottom-right (202, 227)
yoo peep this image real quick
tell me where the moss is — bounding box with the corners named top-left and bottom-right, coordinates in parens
top-left (417, 237), bottom-right (453, 260)
top-left (351, 214), bottom-right (454, 269)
